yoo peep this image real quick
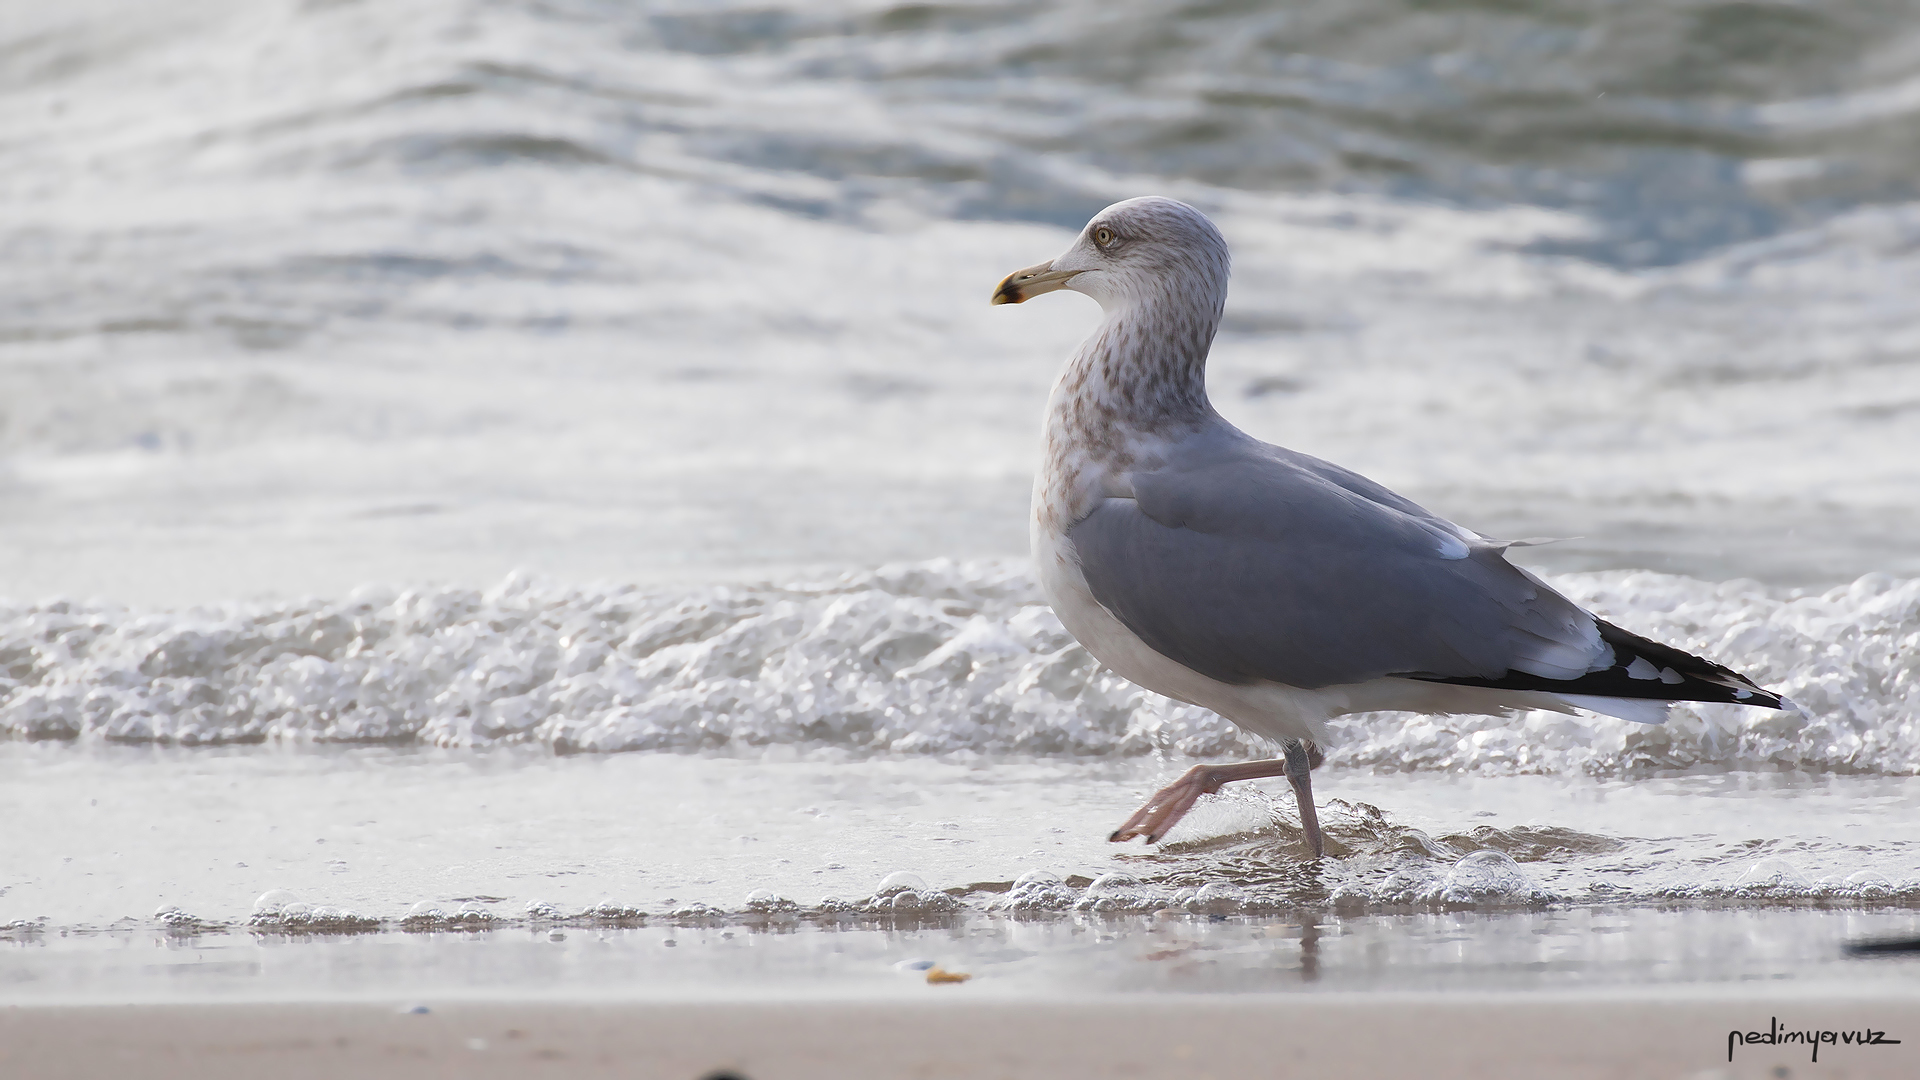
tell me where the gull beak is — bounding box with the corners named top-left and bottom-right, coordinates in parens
top-left (991, 260), bottom-right (1081, 305)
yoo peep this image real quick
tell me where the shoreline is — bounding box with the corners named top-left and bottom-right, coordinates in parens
top-left (5, 994), bottom-right (1918, 1079)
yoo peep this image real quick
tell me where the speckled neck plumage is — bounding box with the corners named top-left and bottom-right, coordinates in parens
top-left (1064, 289), bottom-right (1220, 430)
top-left (1037, 287), bottom-right (1225, 534)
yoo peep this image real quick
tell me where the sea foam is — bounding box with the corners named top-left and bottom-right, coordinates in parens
top-left (2, 560), bottom-right (1914, 775)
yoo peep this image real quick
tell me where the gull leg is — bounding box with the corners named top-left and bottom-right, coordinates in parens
top-left (1109, 758), bottom-right (1294, 845)
top-left (1284, 739), bottom-right (1325, 860)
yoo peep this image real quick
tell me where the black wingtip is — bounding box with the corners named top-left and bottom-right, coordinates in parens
top-left (1593, 618), bottom-right (1787, 709)
top-left (1408, 617), bottom-right (1786, 709)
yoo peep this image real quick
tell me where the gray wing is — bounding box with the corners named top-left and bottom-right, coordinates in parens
top-left (1067, 434), bottom-right (1604, 690)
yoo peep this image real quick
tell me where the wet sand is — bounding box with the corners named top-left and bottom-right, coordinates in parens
top-left (5, 995), bottom-right (1917, 1079)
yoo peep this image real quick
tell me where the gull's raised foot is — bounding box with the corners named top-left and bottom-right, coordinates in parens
top-left (1108, 747), bottom-right (1327, 858)
top-left (1107, 764), bottom-right (1231, 845)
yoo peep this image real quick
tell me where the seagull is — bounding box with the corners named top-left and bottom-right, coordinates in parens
top-left (991, 196), bottom-right (1789, 859)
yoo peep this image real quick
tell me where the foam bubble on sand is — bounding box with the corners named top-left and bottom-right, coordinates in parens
top-left (2, 561), bottom-right (1915, 776)
top-left (402, 901), bottom-right (496, 931)
top-left (994, 871), bottom-right (1080, 912)
top-left (1438, 851), bottom-right (1544, 905)
top-left (244, 889), bottom-right (377, 931)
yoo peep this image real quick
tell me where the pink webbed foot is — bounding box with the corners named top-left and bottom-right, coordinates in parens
top-left (1108, 758), bottom-right (1297, 844)
top-left (1108, 764), bottom-right (1225, 844)
top-left (1108, 743), bottom-right (1327, 858)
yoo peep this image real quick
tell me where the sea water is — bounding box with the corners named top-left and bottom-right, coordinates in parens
top-left (3, 0), bottom-right (1920, 999)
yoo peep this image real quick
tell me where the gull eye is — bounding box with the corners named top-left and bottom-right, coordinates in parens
top-left (1093, 225), bottom-right (1115, 247)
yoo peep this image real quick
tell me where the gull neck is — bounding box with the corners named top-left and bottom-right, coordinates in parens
top-left (1064, 288), bottom-right (1222, 432)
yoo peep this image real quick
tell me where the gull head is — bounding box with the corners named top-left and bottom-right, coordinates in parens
top-left (991, 196), bottom-right (1230, 312)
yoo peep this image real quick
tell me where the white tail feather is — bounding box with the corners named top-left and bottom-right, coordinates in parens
top-left (1557, 694), bottom-right (1673, 725)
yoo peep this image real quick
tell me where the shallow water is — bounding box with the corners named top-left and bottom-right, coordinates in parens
top-left (10, 908), bottom-right (1920, 1004)
top-left (6, 745), bottom-right (1920, 932)
top-left (4, 0), bottom-right (1920, 1001)
top-left (9, 745), bottom-right (1920, 1001)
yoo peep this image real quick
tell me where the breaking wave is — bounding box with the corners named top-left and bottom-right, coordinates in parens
top-left (2, 560), bottom-right (1914, 775)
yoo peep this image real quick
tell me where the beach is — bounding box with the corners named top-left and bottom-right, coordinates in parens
top-left (8, 996), bottom-right (1920, 1079)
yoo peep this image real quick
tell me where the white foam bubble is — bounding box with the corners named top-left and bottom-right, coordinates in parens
top-left (995, 870), bottom-right (1080, 912)
top-left (872, 871), bottom-right (929, 897)
top-left (743, 888), bottom-right (797, 914)
top-left (251, 889), bottom-right (300, 916)
top-left (1439, 851), bottom-right (1542, 905)
top-left (1734, 857), bottom-right (1810, 893)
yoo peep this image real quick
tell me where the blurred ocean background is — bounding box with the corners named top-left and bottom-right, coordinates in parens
top-left (4, 0), bottom-right (1920, 940)
top-left (6, 0), bottom-right (1920, 601)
